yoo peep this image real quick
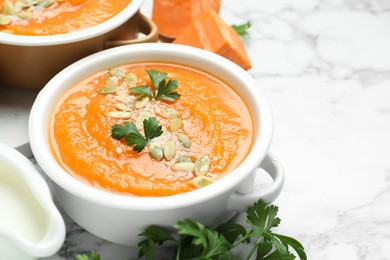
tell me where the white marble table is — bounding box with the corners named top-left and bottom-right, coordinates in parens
top-left (2, 0), bottom-right (389, 259)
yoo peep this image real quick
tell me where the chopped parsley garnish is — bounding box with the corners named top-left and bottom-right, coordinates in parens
top-left (111, 117), bottom-right (163, 153)
top-left (131, 70), bottom-right (180, 102)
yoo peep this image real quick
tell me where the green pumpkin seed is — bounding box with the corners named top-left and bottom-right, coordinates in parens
top-left (136, 111), bottom-right (151, 129)
top-left (98, 78), bottom-right (117, 94)
top-left (109, 69), bottom-right (126, 78)
top-left (116, 92), bottom-right (136, 104)
top-left (194, 154), bottom-right (210, 176)
top-left (177, 156), bottom-right (192, 163)
top-left (189, 176), bottom-right (215, 188)
top-left (16, 11), bottom-right (33, 20)
top-left (2, 1), bottom-right (15, 15)
top-left (164, 106), bottom-right (180, 118)
top-left (114, 103), bottom-right (131, 111)
top-left (125, 73), bottom-right (137, 86)
top-left (169, 117), bottom-right (182, 132)
top-left (149, 143), bottom-right (163, 161)
top-left (105, 111), bottom-right (132, 119)
top-left (38, 0), bottom-right (55, 8)
top-left (135, 96), bottom-right (150, 109)
top-left (13, 0), bottom-right (22, 12)
top-left (172, 162), bottom-right (195, 172)
top-left (22, 0), bottom-right (40, 7)
top-left (0, 15), bottom-right (11, 25)
top-left (177, 133), bottom-right (191, 149)
top-left (163, 140), bottom-right (176, 161)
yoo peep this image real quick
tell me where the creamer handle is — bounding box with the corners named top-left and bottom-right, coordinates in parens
top-left (104, 12), bottom-right (158, 48)
top-left (227, 152), bottom-right (285, 211)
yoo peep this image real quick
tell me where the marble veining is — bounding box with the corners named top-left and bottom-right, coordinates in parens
top-left (5, 0), bottom-right (388, 259)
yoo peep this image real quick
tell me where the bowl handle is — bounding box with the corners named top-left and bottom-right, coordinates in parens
top-left (227, 152), bottom-right (285, 212)
top-left (104, 11), bottom-right (158, 48)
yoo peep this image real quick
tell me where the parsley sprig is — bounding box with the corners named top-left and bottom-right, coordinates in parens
top-left (231, 21), bottom-right (251, 37)
top-left (138, 199), bottom-right (307, 260)
top-left (131, 70), bottom-right (180, 102)
top-left (75, 251), bottom-right (100, 260)
top-left (111, 117), bottom-right (163, 153)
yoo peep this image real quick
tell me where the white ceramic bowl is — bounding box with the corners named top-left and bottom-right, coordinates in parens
top-left (0, 143), bottom-right (65, 259)
top-left (29, 43), bottom-right (284, 246)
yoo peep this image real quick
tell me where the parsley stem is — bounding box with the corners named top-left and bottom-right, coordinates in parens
top-left (232, 233), bottom-right (251, 248)
top-left (246, 236), bottom-right (264, 260)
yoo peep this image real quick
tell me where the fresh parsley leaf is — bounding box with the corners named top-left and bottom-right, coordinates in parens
top-left (255, 240), bottom-right (274, 259)
top-left (111, 118), bottom-right (163, 153)
top-left (130, 86), bottom-right (153, 99)
top-left (263, 250), bottom-right (296, 260)
top-left (272, 233), bottom-right (307, 260)
top-left (138, 239), bottom-right (155, 260)
top-left (245, 200), bottom-right (307, 260)
top-left (138, 225), bottom-right (175, 260)
top-left (246, 200), bottom-right (280, 236)
top-left (174, 219), bottom-right (233, 259)
top-left (124, 132), bottom-right (147, 153)
top-left (111, 121), bottom-right (137, 140)
top-left (75, 251), bottom-right (100, 260)
top-left (174, 219), bottom-right (208, 248)
top-left (231, 21), bottom-right (251, 37)
top-left (146, 69), bottom-right (167, 95)
top-left (143, 117), bottom-right (163, 143)
top-left (155, 79), bottom-right (180, 102)
top-left (215, 222), bottom-right (248, 244)
top-left (131, 70), bottom-right (180, 102)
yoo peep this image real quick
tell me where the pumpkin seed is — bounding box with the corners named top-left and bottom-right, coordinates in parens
top-left (114, 103), bottom-right (130, 111)
top-left (163, 139), bottom-right (176, 161)
top-left (22, 0), bottom-right (40, 7)
top-left (16, 11), bottom-right (33, 20)
top-left (177, 133), bottom-right (191, 149)
top-left (116, 92), bottom-right (136, 104)
top-left (13, 0), bottom-right (22, 12)
top-left (177, 156), bottom-right (192, 163)
top-left (164, 106), bottom-right (180, 118)
top-left (2, 1), bottom-right (15, 15)
top-left (98, 78), bottom-right (117, 94)
top-left (149, 143), bottom-right (163, 161)
top-left (0, 15), bottom-right (11, 25)
top-left (136, 111), bottom-right (151, 129)
top-left (105, 111), bottom-right (131, 119)
top-left (125, 73), bottom-right (137, 86)
top-left (37, 0), bottom-right (54, 8)
top-left (135, 96), bottom-right (150, 109)
top-left (172, 162), bottom-right (195, 172)
top-left (194, 154), bottom-right (210, 176)
top-left (190, 176), bottom-right (215, 188)
top-left (109, 69), bottom-right (126, 78)
top-left (169, 117), bottom-right (182, 132)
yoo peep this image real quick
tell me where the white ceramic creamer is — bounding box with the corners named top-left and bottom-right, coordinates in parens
top-left (0, 143), bottom-right (65, 259)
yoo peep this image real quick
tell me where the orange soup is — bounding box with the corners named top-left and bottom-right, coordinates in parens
top-left (50, 63), bottom-right (254, 196)
top-left (0, 0), bottom-right (131, 35)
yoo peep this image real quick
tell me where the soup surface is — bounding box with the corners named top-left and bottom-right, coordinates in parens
top-left (0, 0), bottom-right (131, 35)
top-left (50, 62), bottom-right (254, 196)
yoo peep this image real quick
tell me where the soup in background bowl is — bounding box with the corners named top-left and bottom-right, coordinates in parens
top-left (29, 43), bottom-right (284, 246)
top-left (0, 0), bottom-right (132, 36)
top-left (0, 0), bottom-right (158, 89)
